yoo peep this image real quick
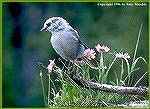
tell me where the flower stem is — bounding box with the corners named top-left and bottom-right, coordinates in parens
top-left (50, 77), bottom-right (57, 93)
top-left (87, 65), bottom-right (90, 80)
top-left (105, 57), bottom-right (117, 82)
top-left (120, 59), bottom-right (124, 83)
top-left (98, 53), bottom-right (101, 82)
top-left (47, 73), bottom-right (51, 107)
top-left (40, 70), bottom-right (47, 107)
top-left (100, 52), bottom-right (105, 83)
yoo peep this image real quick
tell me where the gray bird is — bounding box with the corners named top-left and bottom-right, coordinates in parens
top-left (40, 17), bottom-right (98, 69)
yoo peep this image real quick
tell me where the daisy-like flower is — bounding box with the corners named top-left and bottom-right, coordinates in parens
top-left (47, 59), bottom-right (56, 73)
top-left (84, 48), bottom-right (96, 60)
top-left (115, 52), bottom-right (130, 59)
top-left (95, 44), bottom-right (110, 53)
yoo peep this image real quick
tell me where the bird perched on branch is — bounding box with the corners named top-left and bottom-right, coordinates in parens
top-left (40, 17), bottom-right (98, 70)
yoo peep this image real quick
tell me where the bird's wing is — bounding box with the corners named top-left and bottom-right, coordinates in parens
top-left (69, 28), bottom-right (89, 49)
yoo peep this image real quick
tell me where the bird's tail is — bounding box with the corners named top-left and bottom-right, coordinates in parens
top-left (83, 57), bottom-right (99, 69)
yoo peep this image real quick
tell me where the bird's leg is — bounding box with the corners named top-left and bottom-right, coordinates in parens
top-left (70, 61), bottom-right (77, 77)
top-left (70, 58), bottom-right (83, 76)
top-left (58, 58), bottom-right (68, 73)
top-left (61, 60), bottom-right (67, 72)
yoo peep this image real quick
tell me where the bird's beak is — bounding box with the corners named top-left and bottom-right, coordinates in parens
top-left (40, 26), bottom-right (47, 31)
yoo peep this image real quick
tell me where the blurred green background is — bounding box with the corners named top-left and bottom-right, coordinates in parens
top-left (2, 2), bottom-right (148, 107)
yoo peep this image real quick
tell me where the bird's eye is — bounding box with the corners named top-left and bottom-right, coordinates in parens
top-left (46, 22), bottom-right (51, 27)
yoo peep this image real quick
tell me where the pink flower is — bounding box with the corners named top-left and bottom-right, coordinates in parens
top-left (47, 59), bottom-right (56, 73)
top-left (84, 48), bottom-right (96, 60)
top-left (95, 44), bottom-right (110, 53)
top-left (115, 52), bottom-right (130, 59)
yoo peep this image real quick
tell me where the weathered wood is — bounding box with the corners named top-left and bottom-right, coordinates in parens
top-left (70, 74), bottom-right (148, 97)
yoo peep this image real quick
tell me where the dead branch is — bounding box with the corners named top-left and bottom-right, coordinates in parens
top-left (69, 74), bottom-right (148, 97)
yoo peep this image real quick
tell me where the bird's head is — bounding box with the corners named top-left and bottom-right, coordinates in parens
top-left (40, 17), bottom-right (70, 33)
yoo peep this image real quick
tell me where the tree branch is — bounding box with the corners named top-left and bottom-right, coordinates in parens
top-left (69, 74), bottom-right (148, 97)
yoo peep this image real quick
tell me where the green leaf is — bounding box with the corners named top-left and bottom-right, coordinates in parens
top-left (73, 95), bottom-right (78, 103)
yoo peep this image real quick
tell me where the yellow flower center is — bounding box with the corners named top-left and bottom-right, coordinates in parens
top-left (87, 54), bottom-right (92, 59)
